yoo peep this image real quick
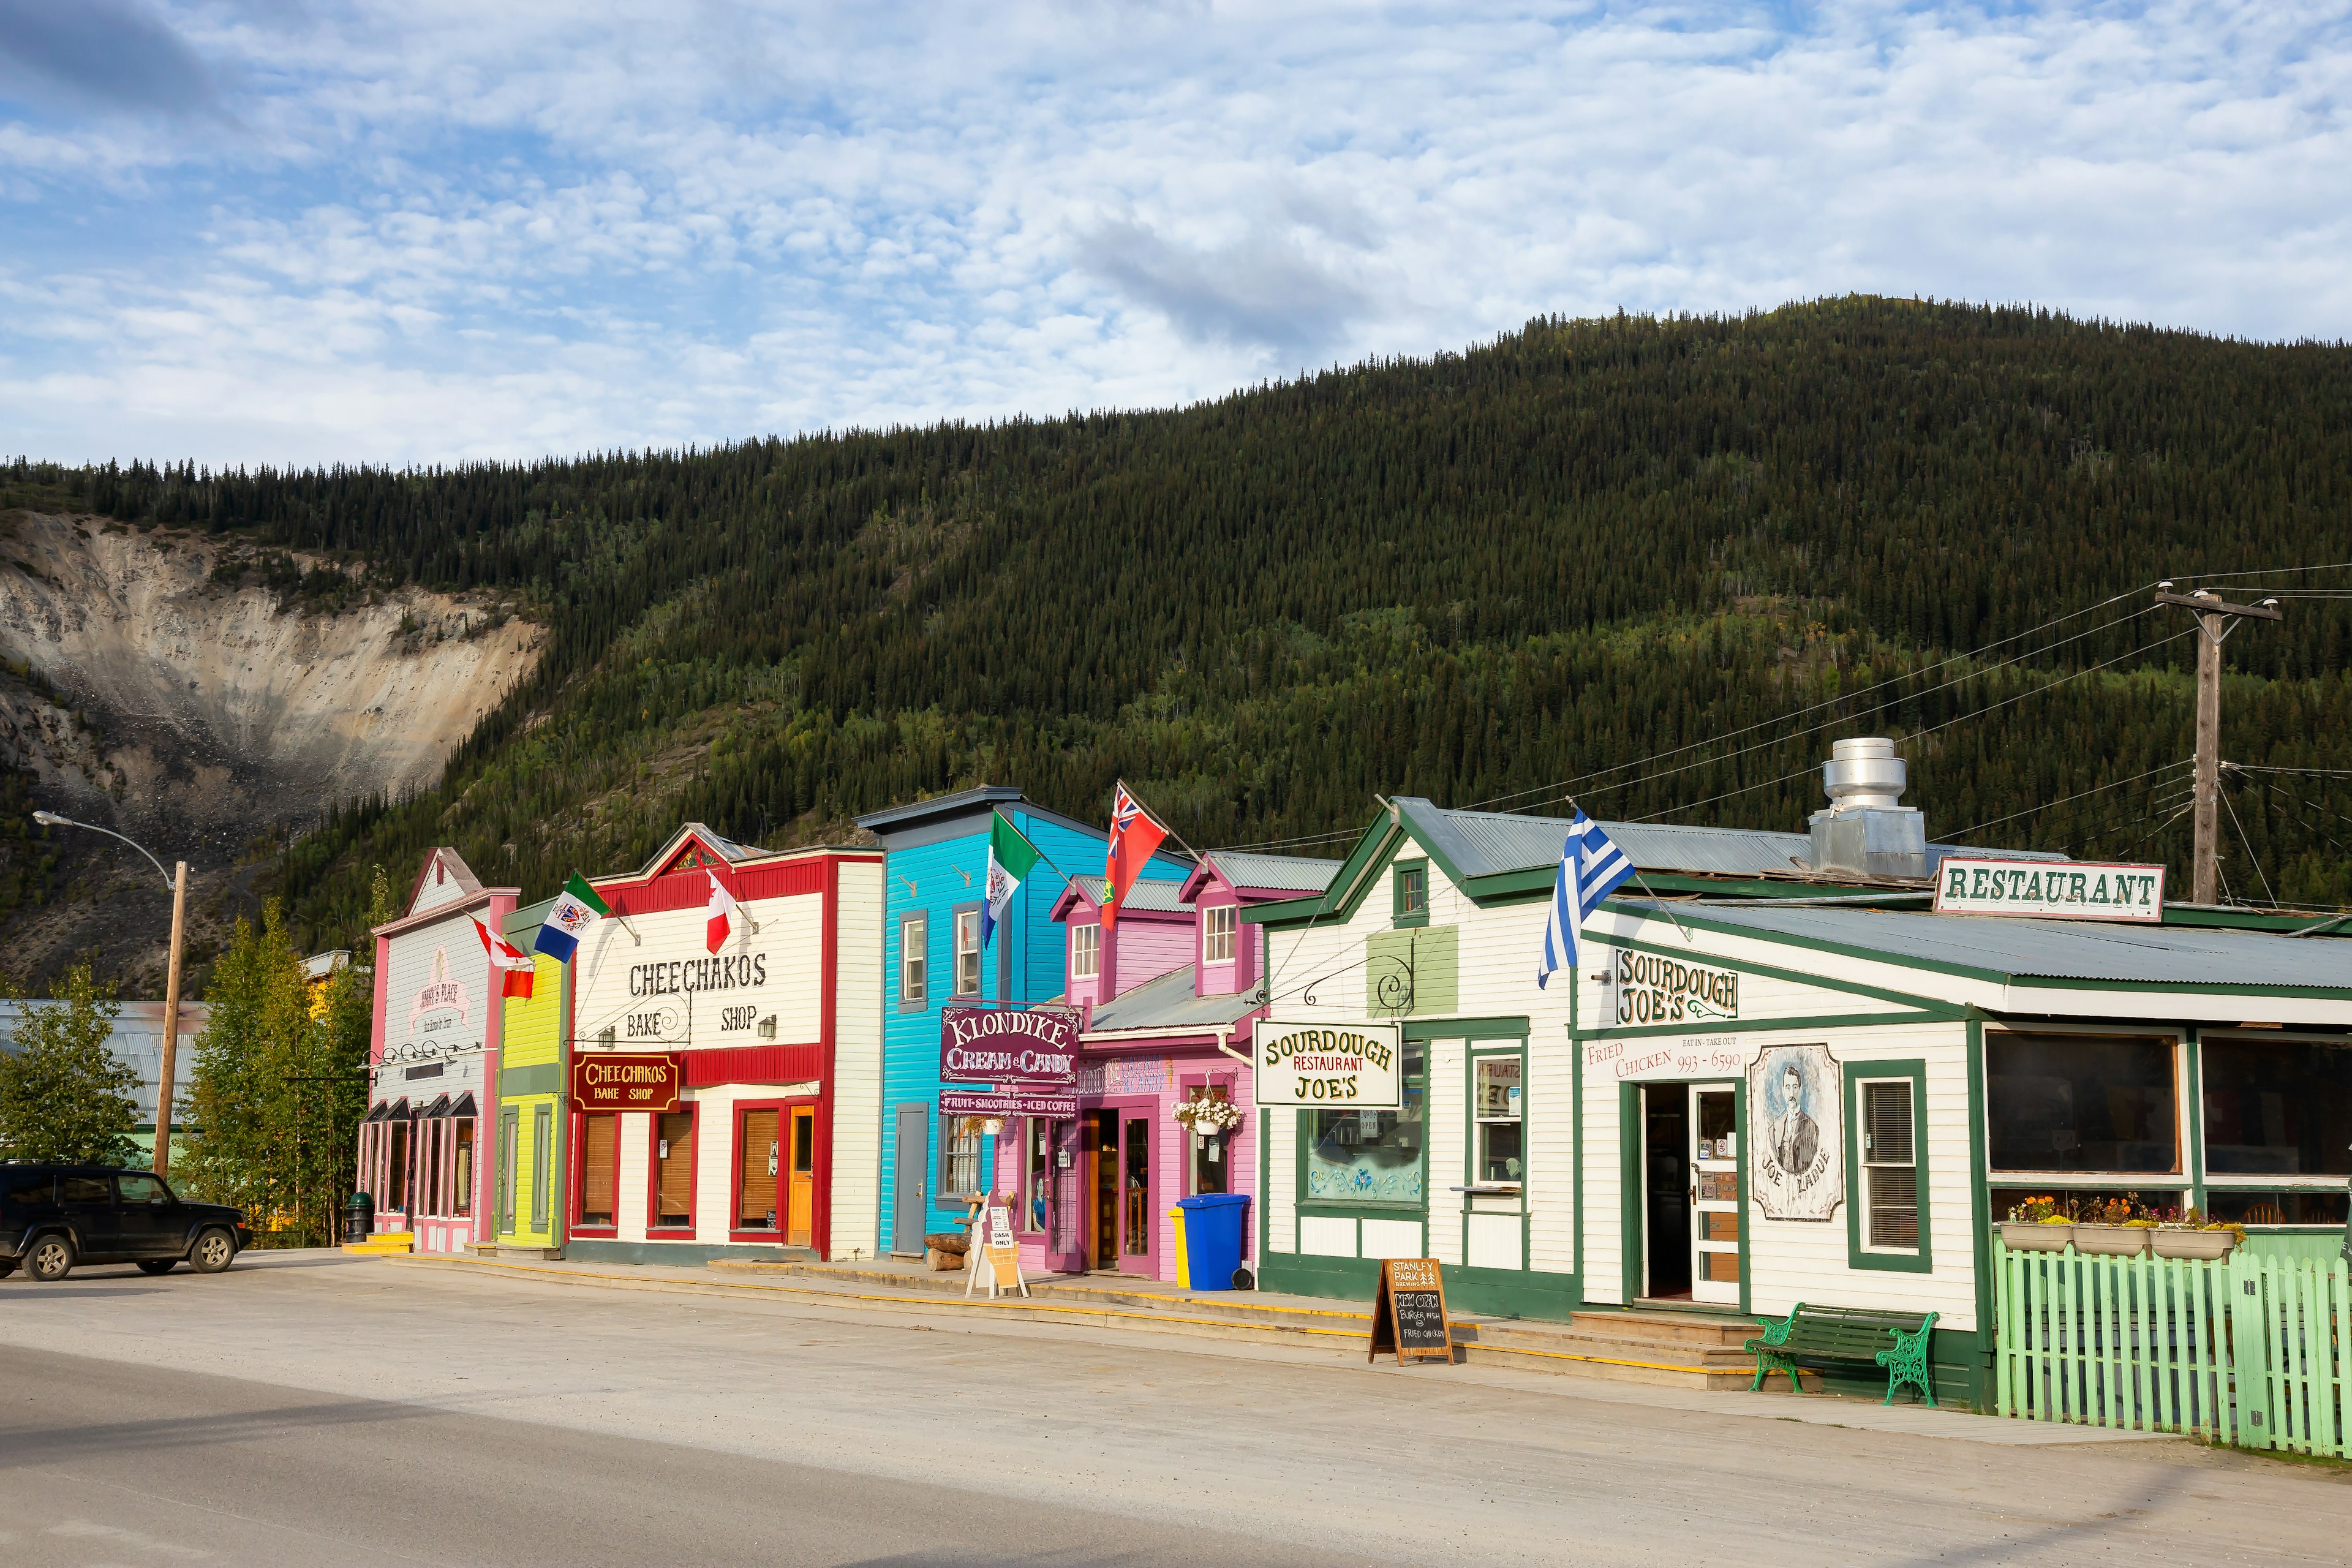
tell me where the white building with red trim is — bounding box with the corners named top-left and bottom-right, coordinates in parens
top-left (356, 847), bottom-right (518, 1253)
top-left (561, 824), bottom-right (884, 1264)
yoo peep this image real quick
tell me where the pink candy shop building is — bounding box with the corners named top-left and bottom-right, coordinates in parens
top-left (1020, 851), bottom-right (1338, 1281)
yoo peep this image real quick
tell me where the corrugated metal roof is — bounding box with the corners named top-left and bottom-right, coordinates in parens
top-left (1086, 963), bottom-right (1260, 1032)
top-left (1626, 902), bottom-right (2352, 991)
top-left (1202, 850), bottom-right (1343, 893)
top-left (1396, 798), bottom-right (2065, 882)
top-left (1068, 875), bottom-right (1194, 913)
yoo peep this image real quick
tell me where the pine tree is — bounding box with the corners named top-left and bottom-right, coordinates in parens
top-left (0, 962), bottom-right (141, 1166)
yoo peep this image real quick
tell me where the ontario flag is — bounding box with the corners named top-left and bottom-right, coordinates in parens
top-left (705, 869), bottom-right (740, 954)
top-left (1101, 781), bottom-right (1170, 929)
top-left (473, 917), bottom-right (536, 1000)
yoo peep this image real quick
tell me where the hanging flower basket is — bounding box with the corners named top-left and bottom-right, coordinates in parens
top-left (1172, 1096), bottom-right (1243, 1135)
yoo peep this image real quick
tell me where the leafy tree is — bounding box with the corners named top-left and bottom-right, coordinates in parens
top-left (0, 962), bottom-right (141, 1166)
top-left (175, 901), bottom-right (369, 1245)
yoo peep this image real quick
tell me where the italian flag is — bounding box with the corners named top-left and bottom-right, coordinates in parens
top-left (705, 869), bottom-right (740, 954)
top-left (981, 809), bottom-right (1042, 945)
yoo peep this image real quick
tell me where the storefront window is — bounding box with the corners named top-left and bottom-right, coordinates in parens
top-left (425, 1121), bottom-right (444, 1215)
top-left (1988, 1033), bottom-right (2178, 1173)
top-left (578, 1113), bottom-right (617, 1226)
top-left (1989, 1186), bottom-right (2184, 1221)
top-left (940, 1113), bottom-right (984, 1199)
top-left (2201, 1038), bottom-right (2352, 1176)
top-left (2205, 1189), bottom-right (2351, 1226)
top-left (654, 1110), bottom-right (693, 1229)
top-left (1474, 1055), bottom-right (1522, 1183)
top-left (739, 1108), bottom-right (780, 1229)
top-left (1124, 1117), bottom-right (1150, 1254)
top-left (453, 1120), bottom-right (473, 1217)
top-left (1307, 1043), bottom-right (1425, 1203)
top-left (1022, 1117), bottom-right (1055, 1231)
top-left (388, 1120), bottom-right (410, 1212)
top-left (1860, 1079), bottom-right (1918, 1250)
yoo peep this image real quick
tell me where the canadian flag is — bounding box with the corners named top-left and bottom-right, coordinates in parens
top-left (705, 870), bottom-right (739, 954)
top-left (472, 917), bottom-right (535, 1000)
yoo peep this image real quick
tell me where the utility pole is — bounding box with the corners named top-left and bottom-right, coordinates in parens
top-left (156, 861), bottom-right (189, 1177)
top-left (2156, 585), bottom-right (2282, 905)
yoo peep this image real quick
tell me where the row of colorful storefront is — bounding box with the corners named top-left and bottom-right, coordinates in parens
top-left (354, 755), bottom-right (2352, 1408)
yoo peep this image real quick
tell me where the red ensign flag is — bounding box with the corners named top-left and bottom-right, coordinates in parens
top-left (1101, 782), bottom-right (1170, 929)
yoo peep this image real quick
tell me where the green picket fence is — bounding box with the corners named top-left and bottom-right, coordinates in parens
top-left (1993, 1238), bottom-right (2350, 1456)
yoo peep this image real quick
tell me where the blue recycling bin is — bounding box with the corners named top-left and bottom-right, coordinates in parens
top-left (1177, 1193), bottom-right (1250, 1291)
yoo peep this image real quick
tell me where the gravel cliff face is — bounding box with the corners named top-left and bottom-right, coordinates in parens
top-left (0, 512), bottom-right (543, 988)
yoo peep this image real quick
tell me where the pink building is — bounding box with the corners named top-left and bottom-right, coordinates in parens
top-left (1009, 851), bottom-right (1337, 1282)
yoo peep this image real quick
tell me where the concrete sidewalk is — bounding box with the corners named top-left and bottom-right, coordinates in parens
top-left (379, 1250), bottom-right (2171, 1447)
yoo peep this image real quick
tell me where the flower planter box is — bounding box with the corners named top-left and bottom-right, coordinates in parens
top-left (2152, 1229), bottom-right (2239, 1260)
top-left (2073, 1224), bottom-right (2150, 1256)
top-left (2000, 1221), bottom-right (2073, 1253)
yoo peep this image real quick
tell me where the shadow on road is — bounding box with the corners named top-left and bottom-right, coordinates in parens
top-left (0, 1396), bottom-right (435, 1467)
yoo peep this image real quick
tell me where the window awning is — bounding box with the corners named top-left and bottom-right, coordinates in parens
top-left (448, 1092), bottom-right (477, 1119)
top-left (421, 1093), bottom-right (453, 1118)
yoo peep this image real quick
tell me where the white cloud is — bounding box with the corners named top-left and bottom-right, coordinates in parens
top-left (0, 1), bottom-right (2346, 465)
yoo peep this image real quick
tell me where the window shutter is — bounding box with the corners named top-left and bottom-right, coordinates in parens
top-left (739, 1109), bottom-right (780, 1228)
top-left (581, 1114), bottom-right (617, 1224)
top-left (1864, 1080), bottom-right (1918, 1249)
top-left (657, 1111), bottom-right (694, 1226)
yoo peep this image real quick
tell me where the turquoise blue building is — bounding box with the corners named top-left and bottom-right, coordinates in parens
top-left (855, 786), bottom-right (1187, 1257)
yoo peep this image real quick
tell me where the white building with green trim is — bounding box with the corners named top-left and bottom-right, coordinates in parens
top-left (1246, 787), bottom-right (2352, 1409)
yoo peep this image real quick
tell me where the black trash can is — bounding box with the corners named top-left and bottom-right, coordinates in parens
top-left (342, 1190), bottom-right (375, 1244)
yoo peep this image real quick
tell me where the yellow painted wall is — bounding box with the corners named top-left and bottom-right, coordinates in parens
top-left (499, 948), bottom-right (565, 1245)
top-left (502, 952), bottom-right (564, 1068)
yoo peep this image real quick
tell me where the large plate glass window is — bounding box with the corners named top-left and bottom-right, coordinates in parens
top-left (1860, 1077), bottom-right (1920, 1251)
top-left (940, 1110), bottom-right (984, 1199)
top-left (1987, 1032), bottom-right (2179, 1174)
top-left (2201, 1034), bottom-right (2352, 1226)
top-left (1474, 1055), bottom-right (1523, 1184)
top-left (1306, 1042), bottom-right (1425, 1203)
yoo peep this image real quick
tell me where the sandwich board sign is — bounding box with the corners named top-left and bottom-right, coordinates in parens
top-left (964, 1202), bottom-right (1028, 1300)
top-left (1368, 1257), bottom-right (1453, 1366)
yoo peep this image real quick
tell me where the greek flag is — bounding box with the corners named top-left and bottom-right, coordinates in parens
top-left (1536, 812), bottom-right (1635, 988)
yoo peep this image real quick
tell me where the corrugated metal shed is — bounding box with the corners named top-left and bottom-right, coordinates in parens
top-left (1395, 797), bottom-right (2066, 882)
top-left (1631, 902), bottom-right (2352, 991)
top-left (1202, 850), bottom-right (1343, 892)
top-left (1085, 963), bottom-right (1259, 1033)
top-left (1068, 874), bottom-right (1194, 913)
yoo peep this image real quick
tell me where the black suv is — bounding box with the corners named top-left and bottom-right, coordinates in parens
top-left (0, 1165), bottom-right (252, 1281)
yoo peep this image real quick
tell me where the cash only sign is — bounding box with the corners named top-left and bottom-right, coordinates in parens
top-left (1251, 1018), bottom-right (1403, 1108)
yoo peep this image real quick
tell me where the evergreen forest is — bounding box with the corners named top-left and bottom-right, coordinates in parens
top-left (8, 296), bottom-right (2352, 956)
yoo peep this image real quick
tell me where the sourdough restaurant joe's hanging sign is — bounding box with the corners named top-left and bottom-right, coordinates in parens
top-left (1252, 1018), bottom-right (1403, 1108)
top-left (938, 1003), bottom-right (1080, 1088)
top-left (1932, 858), bottom-right (2165, 922)
top-left (571, 1052), bottom-right (683, 1113)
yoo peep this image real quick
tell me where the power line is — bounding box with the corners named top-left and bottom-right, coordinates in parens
top-left (1942, 758), bottom-right (2194, 842)
top-left (2220, 787), bottom-right (2278, 908)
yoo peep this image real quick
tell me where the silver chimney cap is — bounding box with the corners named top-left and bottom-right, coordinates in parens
top-left (1822, 736), bottom-right (1907, 814)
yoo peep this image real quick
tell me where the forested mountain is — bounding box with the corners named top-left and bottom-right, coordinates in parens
top-left (8, 296), bottom-right (2352, 963)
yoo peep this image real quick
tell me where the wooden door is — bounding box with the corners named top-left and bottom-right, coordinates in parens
top-left (1691, 1084), bottom-right (1741, 1305)
top-left (786, 1106), bottom-right (816, 1248)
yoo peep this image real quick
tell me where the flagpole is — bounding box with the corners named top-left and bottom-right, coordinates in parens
top-left (1115, 778), bottom-right (1203, 863)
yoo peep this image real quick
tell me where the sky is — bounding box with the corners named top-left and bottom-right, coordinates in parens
top-left (0, 1), bottom-right (2346, 467)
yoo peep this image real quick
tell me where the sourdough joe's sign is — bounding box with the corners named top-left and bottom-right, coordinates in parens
top-left (571, 1052), bottom-right (682, 1113)
top-left (1252, 1018), bottom-right (1403, 1107)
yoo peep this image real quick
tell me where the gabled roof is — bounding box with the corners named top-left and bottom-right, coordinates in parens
top-left (1085, 963), bottom-right (1260, 1034)
top-left (404, 847), bottom-right (483, 912)
top-left (639, 821), bottom-right (766, 878)
top-left (1180, 850), bottom-right (1343, 903)
top-left (1052, 874), bottom-right (1195, 922)
top-left (1606, 899), bottom-right (2352, 994)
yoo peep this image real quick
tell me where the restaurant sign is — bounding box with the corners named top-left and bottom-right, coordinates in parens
top-left (938, 1003), bottom-right (1081, 1088)
top-left (571, 1052), bottom-right (683, 1113)
top-left (1252, 1018), bottom-right (1402, 1108)
top-left (1933, 858), bottom-right (2164, 922)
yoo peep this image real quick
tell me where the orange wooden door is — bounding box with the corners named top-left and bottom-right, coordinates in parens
top-left (786, 1107), bottom-right (816, 1248)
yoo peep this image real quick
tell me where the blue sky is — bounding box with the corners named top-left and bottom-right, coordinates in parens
top-left (1, 2), bottom-right (2345, 466)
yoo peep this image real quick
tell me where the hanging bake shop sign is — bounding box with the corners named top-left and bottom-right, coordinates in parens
top-left (571, 1052), bottom-right (682, 1113)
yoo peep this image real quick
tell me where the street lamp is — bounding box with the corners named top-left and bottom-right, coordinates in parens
top-left (30, 811), bottom-right (190, 1178)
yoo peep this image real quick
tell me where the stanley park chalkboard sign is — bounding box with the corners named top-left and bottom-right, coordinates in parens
top-left (1368, 1257), bottom-right (1455, 1366)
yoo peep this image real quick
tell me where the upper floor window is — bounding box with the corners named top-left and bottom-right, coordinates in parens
top-left (1393, 862), bottom-right (1429, 927)
top-left (899, 914), bottom-right (927, 1006)
top-left (954, 909), bottom-right (983, 996)
top-left (1204, 905), bottom-right (1237, 964)
top-left (1072, 922), bottom-right (1101, 980)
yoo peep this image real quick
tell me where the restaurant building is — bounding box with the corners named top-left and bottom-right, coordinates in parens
top-left (853, 786), bottom-right (1185, 1259)
top-left (356, 848), bottom-right (517, 1252)
top-left (1027, 851), bottom-right (1338, 1279)
top-left (561, 824), bottom-right (883, 1264)
top-left (1246, 747), bottom-right (2352, 1406)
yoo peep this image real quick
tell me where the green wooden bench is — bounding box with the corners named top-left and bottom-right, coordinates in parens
top-left (1744, 1303), bottom-right (1939, 1405)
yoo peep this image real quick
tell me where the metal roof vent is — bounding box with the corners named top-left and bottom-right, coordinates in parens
top-left (1809, 738), bottom-right (1929, 881)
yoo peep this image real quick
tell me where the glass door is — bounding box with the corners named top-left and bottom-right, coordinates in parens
top-left (1120, 1115), bottom-right (1153, 1275)
top-left (1691, 1084), bottom-right (1741, 1305)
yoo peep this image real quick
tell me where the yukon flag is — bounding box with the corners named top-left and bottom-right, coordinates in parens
top-left (705, 869), bottom-right (741, 955)
top-left (473, 917), bottom-right (536, 1000)
top-left (533, 872), bottom-right (611, 962)
top-left (1536, 812), bottom-right (1636, 989)
top-left (981, 809), bottom-right (1042, 946)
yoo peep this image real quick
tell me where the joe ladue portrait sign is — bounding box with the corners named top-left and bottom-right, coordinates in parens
top-left (1747, 1044), bottom-right (1844, 1222)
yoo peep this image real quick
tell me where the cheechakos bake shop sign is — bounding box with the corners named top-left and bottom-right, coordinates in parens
top-left (1251, 1018), bottom-right (1403, 1108)
top-left (938, 1003), bottom-right (1080, 1088)
top-left (571, 1053), bottom-right (683, 1113)
top-left (1932, 857), bottom-right (2165, 922)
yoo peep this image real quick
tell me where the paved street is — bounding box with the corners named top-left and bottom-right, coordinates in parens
top-left (1, 1251), bottom-right (2347, 1566)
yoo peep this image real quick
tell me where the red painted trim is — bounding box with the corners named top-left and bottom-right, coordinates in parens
top-left (645, 1102), bottom-right (698, 1237)
top-left (568, 1109), bottom-right (620, 1236)
top-left (680, 1042), bottom-right (823, 1087)
top-left (725, 1096), bottom-right (816, 1244)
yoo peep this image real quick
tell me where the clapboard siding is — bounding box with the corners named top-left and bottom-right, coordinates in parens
top-left (829, 858), bottom-right (885, 1261)
top-left (1426, 1035), bottom-right (1466, 1267)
